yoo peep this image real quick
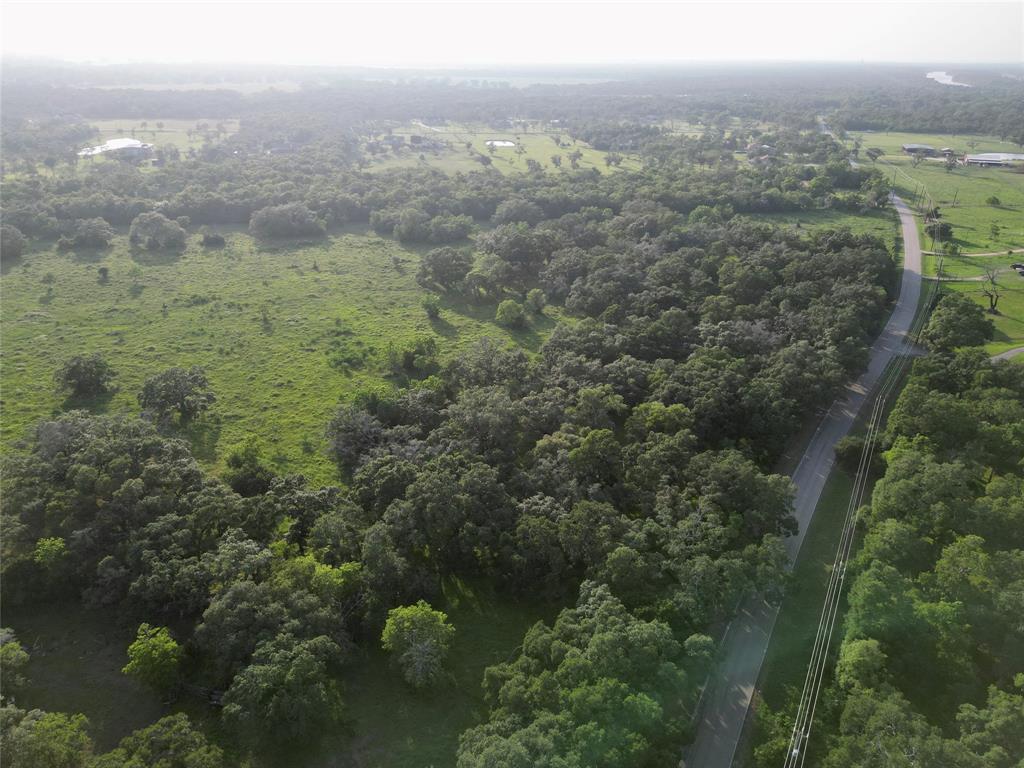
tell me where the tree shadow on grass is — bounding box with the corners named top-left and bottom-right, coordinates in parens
top-left (428, 313), bottom-right (458, 339)
top-left (68, 246), bottom-right (109, 265)
top-left (178, 417), bottom-right (222, 463)
top-left (60, 390), bottom-right (116, 415)
top-left (130, 246), bottom-right (186, 267)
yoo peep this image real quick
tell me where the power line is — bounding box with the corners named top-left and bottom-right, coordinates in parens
top-left (782, 208), bottom-right (938, 768)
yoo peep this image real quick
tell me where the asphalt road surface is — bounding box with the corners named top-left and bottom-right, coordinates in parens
top-left (682, 196), bottom-right (922, 768)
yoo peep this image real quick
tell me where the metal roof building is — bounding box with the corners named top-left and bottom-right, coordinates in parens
top-left (78, 137), bottom-right (154, 157)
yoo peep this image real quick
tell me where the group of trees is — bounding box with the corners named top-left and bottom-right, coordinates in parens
top-left (11, 62), bottom-right (1013, 766)
top-left (755, 296), bottom-right (1023, 767)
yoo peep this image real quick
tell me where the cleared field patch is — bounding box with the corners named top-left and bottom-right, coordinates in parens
top-left (365, 122), bottom-right (640, 175)
top-left (1, 230), bottom-right (557, 486)
top-left (941, 278), bottom-right (1024, 355)
top-left (748, 208), bottom-right (899, 243)
top-left (90, 118), bottom-right (240, 151)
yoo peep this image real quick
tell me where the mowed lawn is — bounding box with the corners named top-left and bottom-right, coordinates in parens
top-left (90, 118), bottom-right (240, 151)
top-left (1, 229), bottom-right (557, 486)
top-left (367, 122), bottom-right (640, 175)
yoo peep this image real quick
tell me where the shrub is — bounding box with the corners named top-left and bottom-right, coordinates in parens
top-left (54, 353), bottom-right (117, 397)
top-left (495, 299), bottom-right (526, 328)
top-left (129, 212), bottom-right (187, 250)
top-left (422, 295), bottom-right (441, 319)
top-left (138, 366), bottom-right (216, 423)
top-left (525, 288), bottom-right (547, 313)
top-left (249, 203), bottom-right (326, 240)
top-left (381, 601), bottom-right (455, 688)
top-left (1, 224), bottom-right (27, 262)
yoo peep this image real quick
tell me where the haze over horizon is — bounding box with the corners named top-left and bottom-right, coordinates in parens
top-left (3, 0), bottom-right (1022, 69)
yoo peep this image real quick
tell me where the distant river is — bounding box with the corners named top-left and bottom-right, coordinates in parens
top-left (927, 70), bottom-right (972, 87)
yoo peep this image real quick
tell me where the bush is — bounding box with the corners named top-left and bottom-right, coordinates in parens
top-left (129, 212), bottom-right (187, 250)
top-left (138, 366), bottom-right (216, 423)
top-left (422, 295), bottom-right (441, 319)
top-left (525, 288), bottom-right (547, 314)
top-left (381, 601), bottom-right (455, 688)
top-left (495, 299), bottom-right (526, 328)
top-left (249, 203), bottom-right (326, 240)
top-left (985, 195), bottom-right (1001, 206)
top-left (1, 224), bottom-right (27, 262)
top-left (427, 214), bottom-right (474, 244)
top-left (393, 208), bottom-right (431, 243)
top-left (63, 218), bottom-right (115, 249)
top-left (122, 624), bottom-right (182, 695)
top-left (54, 353), bottom-right (117, 397)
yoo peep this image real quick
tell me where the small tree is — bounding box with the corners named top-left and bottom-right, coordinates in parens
top-left (422, 295), bottom-right (441, 319)
top-left (54, 353), bottom-right (117, 397)
top-left (495, 299), bottom-right (526, 329)
top-left (1, 224), bottom-right (28, 263)
top-left (129, 212), bottom-right (187, 250)
top-left (381, 601), bottom-right (455, 688)
top-left (138, 366), bottom-right (215, 423)
top-left (123, 624), bottom-right (182, 696)
top-left (525, 288), bottom-right (546, 314)
top-left (986, 195), bottom-right (1001, 207)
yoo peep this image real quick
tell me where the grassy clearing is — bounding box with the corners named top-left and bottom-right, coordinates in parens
top-left (326, 578), bottom-right (556, 768)
top-left (5, 581), bottom-right (556, 765)
top-left (2, 603), bottom-right (171, 751)
top-left (1, 229), bottom-right (558, 486)
top-left (366, 122), bottom-right (640, 176)
top-left (748, 208), bottom-right (899, 243)
top-left (90, 118), bottom-right (240, 151)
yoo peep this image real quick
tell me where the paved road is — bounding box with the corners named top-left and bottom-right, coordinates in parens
top-left (681, 196), bottom-right (922, 768)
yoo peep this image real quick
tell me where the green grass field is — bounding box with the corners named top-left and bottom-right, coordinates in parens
top-left (749, 208), bottom-right (899, 243)
top-left (1, 229), bottom-right (557, 486)
top-left (366, 122), bottom-right (640, 175)
top-left (90, 118), bottom-right (240, 151)
top-left (843, 132), bottom-right (1024, 355)
top-left (847, 131), bottom-right (1024, 254)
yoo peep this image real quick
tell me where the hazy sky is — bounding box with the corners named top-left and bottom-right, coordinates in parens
top-left (2, 1), bottom-right (1022, 68)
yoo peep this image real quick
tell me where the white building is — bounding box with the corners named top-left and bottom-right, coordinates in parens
top-left (78, 137), bottom-right (154, 158)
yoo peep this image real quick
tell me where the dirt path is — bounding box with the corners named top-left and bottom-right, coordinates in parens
top-left (682, 196), bottom-right (922, 767)
top-left (992, 346), bottom-right (1024, 361)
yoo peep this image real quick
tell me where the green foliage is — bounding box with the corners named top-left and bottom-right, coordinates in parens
top-left (1, 224), bottom-right (28, 262)
top-left (249, 203), bottom-right (326, 240)
top-left (91, 714), bottom-right (224, 768)
top-left (0, 707), bottom-right (93, 768)
top-left (223, 439), bottom-right (276, 497)
top-left (495, 299), bottom-right (525, 328)
top-left (128, 212), bottom-right (186, 251)
top-left (222, 633), bottom-right (343, 745)
top-left (921, 293), bottom-right (995, 350)
top-left (381, 600), bottom-right (456, 688)
top-left (525, 288), bottom-right (546, 314)
top-left (138, 365), bottom-right (215, 423)
top-left (54, 353), bottom-right (117, 397)
top-left (122, 624), bottom-right (182, 695)
top-left (0, 630), bottom-right (30, 694)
